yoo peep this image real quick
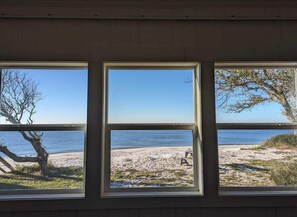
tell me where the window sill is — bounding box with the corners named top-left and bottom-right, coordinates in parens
top-left (101, 190), bottom-right (203, 198)
top-left (219, 187), bottom-right (297, 196)
top-left (0, 193), bottom-right (85, 201)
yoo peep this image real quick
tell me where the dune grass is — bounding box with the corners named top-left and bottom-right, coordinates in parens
top-left (261, 134), bottom-right (297, 149)
top-left (111, 169), bottom-right (193, 187)
top-left (241, 134), bottom-right (297, 151)
top-left (270, 160), bottom-right (297, 186)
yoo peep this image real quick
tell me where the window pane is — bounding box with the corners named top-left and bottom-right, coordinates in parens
top-left (1, 68), bottom-right (88, 124)
top-left (0, 66), bottom-right (87, 193)
top-left (0, 130), bottom-right (84, 190)
top-left (108, 69), bottom-right (194, 123)
top-left (110, 130), bottom-right (194, 188)
top-left (218, 129), bottom-right (297, 187)
top-left (215, 67), bottom-right (296, 123)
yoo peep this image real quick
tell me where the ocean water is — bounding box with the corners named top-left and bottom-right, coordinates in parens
top-left (0, 131), bottom-right (85, 156)
top-left (217, 129), bottom-right (295, 145)
top-left (0, 129), bottom-right (295, 157)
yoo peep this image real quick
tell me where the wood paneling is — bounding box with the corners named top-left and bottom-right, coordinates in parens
top-left (2, 207), bottom-right (297, 217)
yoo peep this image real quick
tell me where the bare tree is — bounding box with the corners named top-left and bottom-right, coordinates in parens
top-left (215, 68), bottom-right (297, 123)
top-left (0, 69), bottom-right (49, 175)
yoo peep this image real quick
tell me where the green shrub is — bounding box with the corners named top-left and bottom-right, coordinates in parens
top-left (270, 161), bottom-right (297, 186)
top-left (261, 134), bottom-right (297, 149)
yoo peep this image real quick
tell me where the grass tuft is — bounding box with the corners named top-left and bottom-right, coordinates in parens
top-left (0, 164), bottom-right (83, 190)
top-left (260, 134), bottom-right (297, 149)
top-left (270, 161), bottom-right (297, 186)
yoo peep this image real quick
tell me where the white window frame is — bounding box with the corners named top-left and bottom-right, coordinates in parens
top-left (101, 62), bottom-right (203, 197)
top-left (215, 61), bottom-right (297, 196)
top-left (0, 61), bottom-right (88, 200)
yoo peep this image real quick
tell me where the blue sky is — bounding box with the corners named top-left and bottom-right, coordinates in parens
top-left (216, 102), bottom-right (288, 123)
top-left (1, 69), bottom-right (88, 124)
top-left (1, 68), bottom-right (287, 124)
top-left (108, 68), bottom-right (288, 123)
top-left (108, 69), bottom-right (194, 123)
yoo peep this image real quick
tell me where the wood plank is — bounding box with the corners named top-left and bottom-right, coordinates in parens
top-left (0, 212), bottom-right (14, 217)
top-left (139, 208), bottom-right (160, 217)
top-left (98, 209), bottom-right (109, 217)
top-left (276, 207), bottom-right (294, 217)
top-left (77, 209), bottom-right (99, 217)
top-left (108, 209), bottom-right (139, 217)
top-left (266, 208), bottom-right (277, 217)
top-left (186, 208), bottom-right (230, 217)
top-left (14, 211), bottom-right (51, 217)
top-left (230, 208), bottom-right (266, 217)
top-left (52, 210), bottom-right (76, 217)
top-left (175, 208), bottom-right (187, 217)
top-left (160, 208), bottom-right (175, 217)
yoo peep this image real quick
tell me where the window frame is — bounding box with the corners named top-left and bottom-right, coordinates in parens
top-left (101, 62), bottom-right (203, 197)
top-left (0, 61), bottom-right (88, 200)
top-left (215, 61), bottom-right (297, 196)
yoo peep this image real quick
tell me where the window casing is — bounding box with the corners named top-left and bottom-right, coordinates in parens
top-left (101, 62), bottom-right (203, 197)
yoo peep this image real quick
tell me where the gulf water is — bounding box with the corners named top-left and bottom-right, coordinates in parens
top-left (0, 129), bottom-right (294, 156)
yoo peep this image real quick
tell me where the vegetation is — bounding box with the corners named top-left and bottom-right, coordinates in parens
top-left (220, 159), bottom-right (297, 186)
top-left (271, 161), bottom-right (297, 186)
top-left (260, 134), bottom-right (297, 149)
top-left (111, 169), bottom-right (193, 187)
top-left (0, 69), bottom-right (49, 175)
top-left (0, 164), bottom-right (83, 190)
top-left (215, 68), bottom-right (297, 123)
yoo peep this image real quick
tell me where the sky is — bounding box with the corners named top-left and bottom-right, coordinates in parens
top-left (0, 68), bottom-right (88, 124)
top-left (108, 69), bottom-right (194, 123)
top-left (215, 70), bottom-right (290, 123)
top-left (0, 68), bottom-right (288, 124)
top-left (216, 102), bottom-right (288, 123)
top-left (108, 68), bottom-right (289, 124)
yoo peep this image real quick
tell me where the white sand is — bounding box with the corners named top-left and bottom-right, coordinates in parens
top-left (49, 152), bottom-right (84, 167)
top-left (218, 145), bottom-right (297, 186)
top-left (111, 146), bottom-right (193, 172)
top-left (1, 145), bottom-right (297, 187)
top-left (219, 144), bottom-right (297, 165)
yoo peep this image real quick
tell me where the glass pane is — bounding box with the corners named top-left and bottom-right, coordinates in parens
top-left (0, 67), bottom-right (87, 192)
top-left (0, 68), bottom-right (88, 124)
top-left (0, 130), bottom-right (84, 190)
top-left (218, 129), bottom-right (297, 187)
top-left (215, 67), bottom-right (297, 123)
top-left (108, 69), bottom-right (194, 123)
top-left (110, 130), bottom-right (194, 188)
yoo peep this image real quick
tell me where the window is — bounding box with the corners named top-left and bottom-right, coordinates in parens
top-left (0, 62), bottom-right (87, 199)
top-left (102, 62), bottom-right (203, 197)
top-left (215, 62), bottom-right (297, 195)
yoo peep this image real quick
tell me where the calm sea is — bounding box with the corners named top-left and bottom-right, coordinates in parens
top-left (0, 129), bottom-right (294, 156)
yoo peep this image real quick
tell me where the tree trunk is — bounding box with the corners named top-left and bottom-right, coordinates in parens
top-left (32, 140), bottom-right (49, 176)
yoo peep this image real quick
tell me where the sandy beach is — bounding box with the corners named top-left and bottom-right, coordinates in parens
top-left (2, 144), bottom-right (297, 187)
top-left (111, 146), bottom-right (194, 188)
top-left (219, 145), bottom-right (297, 186)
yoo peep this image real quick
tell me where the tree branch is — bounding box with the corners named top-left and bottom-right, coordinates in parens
top-left (0, 145), bottom-right (39, 162)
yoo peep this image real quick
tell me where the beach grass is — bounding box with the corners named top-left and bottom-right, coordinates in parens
top-left (261, 134), bottom-right (297, 149)
top-left (111, 169), bottom-right (193, 187)
top-left (0, 163), bottom-right (83, 190)
top-left (270, 160), bottom-right (297, 186)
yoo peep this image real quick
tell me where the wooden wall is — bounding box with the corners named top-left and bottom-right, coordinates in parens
top-left (1, 207), bottom-right (297, 217)
top-left (1, 1), bottom-right (297, 216)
